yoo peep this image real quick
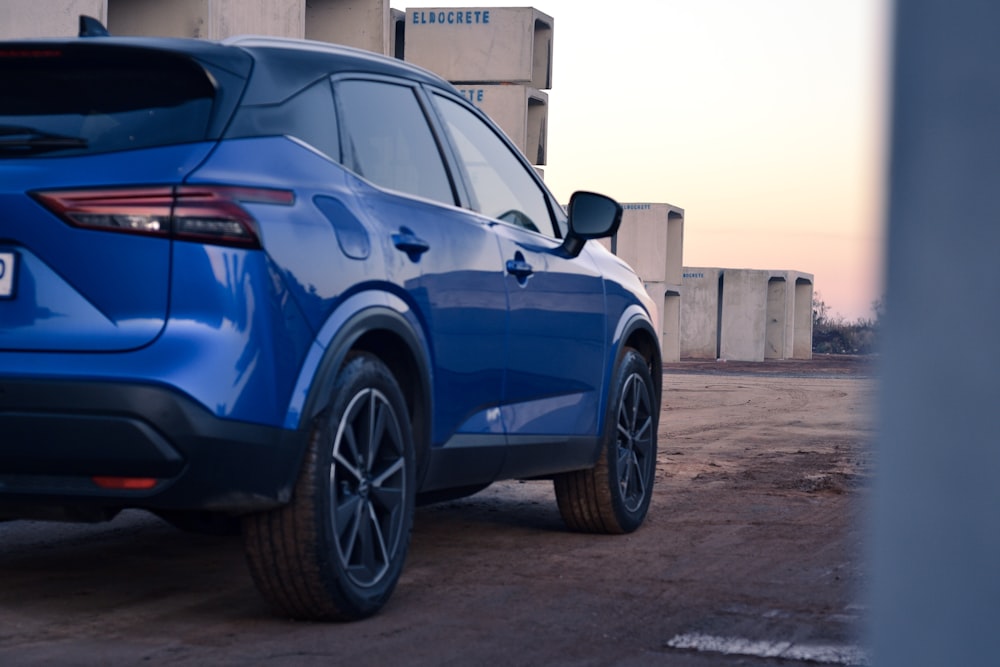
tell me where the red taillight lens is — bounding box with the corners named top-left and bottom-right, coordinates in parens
top-left (31, 185), bottom-right (294, 249)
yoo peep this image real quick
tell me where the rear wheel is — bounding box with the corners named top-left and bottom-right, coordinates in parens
top-left (243, 353), bottom-right (415, 621)
top-left (554, 348), bottom-right (657, 534)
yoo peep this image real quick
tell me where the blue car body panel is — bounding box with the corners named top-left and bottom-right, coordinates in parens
top-left (0, 34), bottom-right (660, 520)
top-left (0, 145), bottom-right (215, 351)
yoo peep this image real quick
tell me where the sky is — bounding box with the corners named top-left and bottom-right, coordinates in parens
top-left (392, 0), bottom-right (891, 321)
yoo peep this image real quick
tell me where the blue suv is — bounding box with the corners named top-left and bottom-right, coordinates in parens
top-left (0, 21), bottom-right (662, 621)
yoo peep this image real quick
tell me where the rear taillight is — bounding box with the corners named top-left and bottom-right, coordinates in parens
top-left (31, 185), bottom-right (294, 249)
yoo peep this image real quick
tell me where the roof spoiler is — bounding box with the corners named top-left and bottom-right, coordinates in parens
top-left (79, 15), bottom-right (110, 38)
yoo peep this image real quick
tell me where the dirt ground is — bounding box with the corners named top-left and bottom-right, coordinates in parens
top-left (0, 356), bottom-right (875, 666)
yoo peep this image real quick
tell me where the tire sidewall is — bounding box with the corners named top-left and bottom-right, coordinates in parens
top-left (312, 354), bottom-right (416, 618)
top-left (602, 348), bottom-right (658, 533)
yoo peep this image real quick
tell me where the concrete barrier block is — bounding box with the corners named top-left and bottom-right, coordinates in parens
top-left (2, 0), bottom-right (106, 38)
top-left (306, 0), bottom-right (390, 55)
top-left (404, 6), bottom-right (553, 88)
top-left (642, 281), bottom-right (681, 362)
top-left (614, 203), bottom-right (685, 284)
top-left (681, 267), bottom-right (813, 361)
top-left (680, 268), bottom-right (722, 360)
top-left (457, 84), bottom-right (547, 164)
top-left (720, 269), bottom-right (770, 362)
top-left (792, 274), bottom-right (814, 359)
top-left (107, 0), bottom-right (304, 39)
top-left (391, 8), bottom-right (405, 58)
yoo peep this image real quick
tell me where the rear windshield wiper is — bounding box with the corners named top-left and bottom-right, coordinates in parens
top-left (0, 125), bottom-right (88, 154)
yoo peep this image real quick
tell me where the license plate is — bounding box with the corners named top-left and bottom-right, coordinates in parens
top-left (0, 252), bottom-right (16, 299)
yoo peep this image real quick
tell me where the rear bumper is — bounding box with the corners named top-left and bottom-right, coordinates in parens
top-left (0, 378), bottom-right (309, 520)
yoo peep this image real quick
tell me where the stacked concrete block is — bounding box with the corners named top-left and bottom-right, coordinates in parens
top-left (455, 85), bottom-right (548, 164)
top-left (305, 0), bottom-right (391, 56)
top-left (108, 0), bottom-right (305, 40)
top-left (598, 203), bottom-right (685, 362)
top-left (391, 8), bottom-right (405, 58)
top-left (404, 7), bottom-right (553, 165)
top-left (681, 268), bottom-right (813, 361)
top-left (1, 0), bottom-right (106, 38)
top-left (4, 0), bottom-right (399, 52)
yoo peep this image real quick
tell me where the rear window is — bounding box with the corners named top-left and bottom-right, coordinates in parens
top-left (0, 47), bottom-right (215, 158)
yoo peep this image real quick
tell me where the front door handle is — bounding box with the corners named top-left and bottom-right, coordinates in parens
top-left (505, 259), bottom-right (534, 277)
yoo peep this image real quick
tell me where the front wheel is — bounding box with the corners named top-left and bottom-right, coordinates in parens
top-left (554, 348), bottom-right (658, 534)
top-left (242, 353), bottom-right (415, 621)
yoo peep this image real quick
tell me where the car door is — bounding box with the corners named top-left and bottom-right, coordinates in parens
top-left (429, 92), bottom-right (609, 476)
top-left (334, 77), bottom-right (511, 487)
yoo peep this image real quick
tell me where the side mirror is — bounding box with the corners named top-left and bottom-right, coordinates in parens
top-left (559, 191), bottom-right (623, 258)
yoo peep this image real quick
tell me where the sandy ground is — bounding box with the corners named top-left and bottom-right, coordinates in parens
top-left (0, 357), bottom-right (875, 666)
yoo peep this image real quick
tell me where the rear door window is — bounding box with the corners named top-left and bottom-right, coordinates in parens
top-left (0, 48), bottom-right (215, 158)
top-left (335, 79), bottom-right (454, 205)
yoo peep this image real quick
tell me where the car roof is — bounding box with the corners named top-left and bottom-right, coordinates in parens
top-left (224, 35), bottom-right (458, 105)
top-left (1, 34), bottom-right (458, 106)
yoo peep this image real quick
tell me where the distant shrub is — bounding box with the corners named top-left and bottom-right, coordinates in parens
top-left (812, 294), bottom-right (881, 355)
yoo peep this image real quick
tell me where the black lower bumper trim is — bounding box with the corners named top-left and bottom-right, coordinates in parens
top-left (0, 378), bottom-right (309, 516)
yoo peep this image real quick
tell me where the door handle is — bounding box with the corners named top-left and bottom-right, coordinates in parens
top-left (506, 258), bottom-right (534, 278)
top-left (392, 228), bottom-right (430, 260)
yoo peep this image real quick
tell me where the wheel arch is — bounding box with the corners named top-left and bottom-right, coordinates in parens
top-left (297, 299), bottom-right (433, 486)
top-left (612, 307), bottom-right (663, 412)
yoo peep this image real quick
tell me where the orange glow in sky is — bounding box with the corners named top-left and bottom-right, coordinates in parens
top-left (394, 0), bottom-right (890, 321)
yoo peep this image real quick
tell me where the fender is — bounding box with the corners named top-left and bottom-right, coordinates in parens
top-left (283, 290), bottom-right (433, 434)
top-left (600, 305), bottom-right (663, 431)
top-left (611, 304), bottom-right (661, 361)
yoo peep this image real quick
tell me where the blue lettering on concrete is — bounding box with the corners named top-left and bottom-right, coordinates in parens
top-left (410, 10), bottom-right (490, 25)
top-left (459, 88), bottom-right (485, 104)
top-left (682, 272), bottom-right (705, 279)
top-left (622, 203), bottom-right (652, 210)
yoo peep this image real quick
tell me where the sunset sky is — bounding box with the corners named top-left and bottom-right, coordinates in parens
top-left (393, 0), bottom-right (891, 321)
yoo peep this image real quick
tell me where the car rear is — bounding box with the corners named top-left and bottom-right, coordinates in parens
top-left (0, 38), bottom-right (310, 520)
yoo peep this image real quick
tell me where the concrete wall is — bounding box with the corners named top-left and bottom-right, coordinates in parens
top-left (681, 268), bottom-right (813, 361)
top-left (404, 7), bottom-right (553, 88)
top-left (1, 0), bottom-right (106, 38)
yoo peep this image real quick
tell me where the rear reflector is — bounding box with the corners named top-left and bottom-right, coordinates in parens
top-left (32, 185), bottom-right (294, 249)
top-left (91, 476), bottom-right (159, 490)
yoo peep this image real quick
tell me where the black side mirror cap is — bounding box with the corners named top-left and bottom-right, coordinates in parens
top-left (559, 191), bottom-right (623, 258)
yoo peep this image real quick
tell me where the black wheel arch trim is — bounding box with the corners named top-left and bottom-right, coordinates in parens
top-left (612, 309), bottom-right (663, 407)
top-left (299, 304), bottom-right (434, 485)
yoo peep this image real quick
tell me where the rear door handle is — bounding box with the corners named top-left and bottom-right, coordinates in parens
top-left (392, 228), bottom-right (430, 259)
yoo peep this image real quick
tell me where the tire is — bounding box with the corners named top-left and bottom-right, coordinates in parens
top-left (554, 348), bottom-right (658, 534)
top-left (242, 353), bottom-right (415, 621)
